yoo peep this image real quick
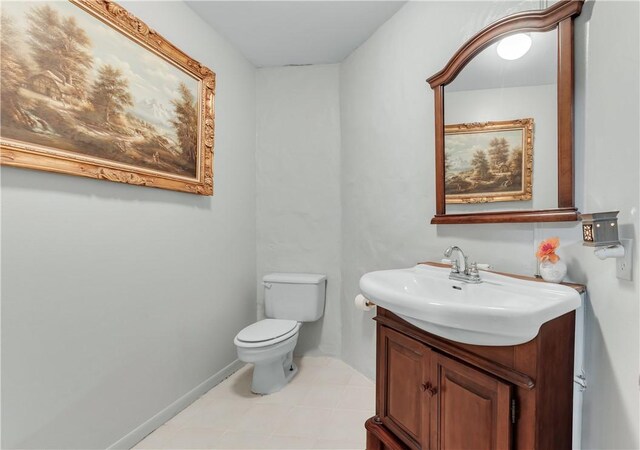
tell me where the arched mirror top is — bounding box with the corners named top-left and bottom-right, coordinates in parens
top-left (427, 1), bottom-right (584, 89)
top-left (428, 0), bottom-right (585, 225)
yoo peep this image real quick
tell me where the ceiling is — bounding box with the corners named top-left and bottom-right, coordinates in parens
top-left (186, 1), bottom-right (407, 67)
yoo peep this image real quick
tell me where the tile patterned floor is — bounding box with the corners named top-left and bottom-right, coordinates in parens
top-left (134, 356), bottom-right (375, 449)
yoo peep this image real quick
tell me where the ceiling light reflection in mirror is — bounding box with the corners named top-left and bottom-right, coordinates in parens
top-left (497, 33), bottom-right (532, 60)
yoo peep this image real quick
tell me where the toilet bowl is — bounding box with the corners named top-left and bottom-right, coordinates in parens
top-left (234, 319), bottom-right (302, 394)
top-left (234, 272), bottom-right (327, 395)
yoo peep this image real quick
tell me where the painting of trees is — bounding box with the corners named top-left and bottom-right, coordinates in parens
top-left (171, 82), bottom-right (198, 163)
top-left (89, 65), bottom-right (134, 123)
top-left (0, 12), bottom-right (29, 125)
top-left (26, 5), bottom-right (93, 100)
top-left (488, 137), bottom-right (510, 171)
top-left (471, 150), bottom-right (492, 181)
top-left (510, 147), bottom-right (523, 177)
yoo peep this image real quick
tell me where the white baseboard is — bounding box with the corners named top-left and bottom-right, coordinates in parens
top-left (107, 359), bottom-right (245, 450)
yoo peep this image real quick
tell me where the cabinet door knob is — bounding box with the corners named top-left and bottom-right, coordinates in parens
top-left (421, 382), bottom-right (437, 394)
top-left (421, 381), bottom-right (438, 396)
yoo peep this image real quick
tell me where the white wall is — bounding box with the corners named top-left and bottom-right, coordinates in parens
top-left (339, 1), bottom-right (639, 448)
top-left (0, 2), bottom-right (257, 448)
top-left (256, 65), bottom-right (342, 356)
top-left (563, 1), bottom-right (639, 447)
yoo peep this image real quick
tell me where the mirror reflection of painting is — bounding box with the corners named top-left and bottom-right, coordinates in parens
top-left (444, 119), bottom-right (533, 203)
top-left (0, 1), bottom-right (200, 179)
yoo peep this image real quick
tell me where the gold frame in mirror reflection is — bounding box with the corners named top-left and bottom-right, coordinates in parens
top-left (444, 118), bottom-right (533, 204)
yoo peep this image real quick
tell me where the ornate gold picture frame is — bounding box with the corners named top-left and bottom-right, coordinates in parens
top-left (0, 0), bottom-right (215, 195)
top-left (444, 118), bottom-right (533, 204)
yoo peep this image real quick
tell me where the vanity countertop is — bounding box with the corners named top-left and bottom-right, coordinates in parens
top-left (419, 261), bottom-right (586, 294)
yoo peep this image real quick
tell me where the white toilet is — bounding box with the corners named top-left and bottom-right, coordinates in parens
top-left (234, 273), bottom-right (327, 394)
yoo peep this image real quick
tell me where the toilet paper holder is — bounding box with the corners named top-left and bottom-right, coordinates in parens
top-left (354, 294), bottom-right (376, 311)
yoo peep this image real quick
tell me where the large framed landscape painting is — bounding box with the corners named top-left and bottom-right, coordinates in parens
top-left (0, 0), bottom-right (215, 195)
top-left (444, 118), bottom-right (533, 204)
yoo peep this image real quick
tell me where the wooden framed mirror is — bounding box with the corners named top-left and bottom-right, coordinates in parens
top-left (428, 0), bottom-right (584, 224)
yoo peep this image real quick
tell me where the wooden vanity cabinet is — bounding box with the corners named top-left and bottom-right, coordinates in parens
top-left (366, 306), bottom-right (580, 450)
top-left (376, 326), bottom-right (432, 447)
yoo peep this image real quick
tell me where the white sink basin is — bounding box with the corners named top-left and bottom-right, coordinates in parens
top-left (359, 264), bottom-right (581, 346)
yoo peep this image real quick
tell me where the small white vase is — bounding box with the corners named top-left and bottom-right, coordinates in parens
top-left (539, 258), bottom-right (567, 283)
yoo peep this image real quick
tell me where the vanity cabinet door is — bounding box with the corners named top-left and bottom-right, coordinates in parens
top-left (378, 326), bottom-right (432, 449)
top-left (429, 352), bottom-right (513, 450)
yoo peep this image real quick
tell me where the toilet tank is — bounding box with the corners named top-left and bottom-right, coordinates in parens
top-left (263, 273), bottom-right (327, 322)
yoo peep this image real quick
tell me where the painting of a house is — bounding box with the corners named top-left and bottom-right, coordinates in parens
top-left (28, 71), bottom-right (74, 103)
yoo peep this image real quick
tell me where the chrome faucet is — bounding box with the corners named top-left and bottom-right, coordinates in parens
top-left (444, 246), bottom-right (482, 283)
top-left (444, 246), bottom-right (467, 274)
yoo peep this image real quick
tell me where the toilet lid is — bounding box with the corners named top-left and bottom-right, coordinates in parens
top-left (236, 319), bottom-right (298, 343)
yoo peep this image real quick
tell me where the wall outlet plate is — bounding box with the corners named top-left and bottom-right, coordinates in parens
top-left (616, 238), bottom-right (633, 281)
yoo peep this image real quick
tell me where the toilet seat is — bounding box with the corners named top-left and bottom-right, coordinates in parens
top-left (234, 319), bottom-right (300, 348)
